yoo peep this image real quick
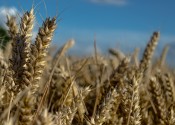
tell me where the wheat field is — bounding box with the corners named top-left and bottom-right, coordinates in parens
top-left (0, 8), bottom-right (175, 125)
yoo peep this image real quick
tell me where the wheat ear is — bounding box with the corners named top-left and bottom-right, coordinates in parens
top-left (96, 88), bottom-right (120, 125)
top-left (31, 17), bottom-right (56, 93)
top-left (164, 73), bottom-right (175, 106)
top-left (149, 77), bottom-right (167, 124)
top-left (18, 8), bottom-right (35, 87)
top-left (8, 8), bottom-right (35, 92)
top-left (18, 91), bottom-right (35, 125)
top-left (37, 109), bottom-right (55, 125)
top-left (127, 77), bottom-right (141, 125)
top-left (6, 16), bottom-right (18, 39)
top-left (140, 32), bottom-right (160, 72)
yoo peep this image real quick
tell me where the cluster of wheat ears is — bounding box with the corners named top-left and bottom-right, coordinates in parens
top-left (0, 8), bottom-right (174, 125)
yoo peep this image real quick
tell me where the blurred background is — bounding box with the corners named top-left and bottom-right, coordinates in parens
top-left (0, 0), bottom-right (175, 65)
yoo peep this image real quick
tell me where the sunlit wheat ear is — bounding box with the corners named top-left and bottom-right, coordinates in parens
top-left (20, 8), bottom-right (34, 40)
top-left (1, 70), bottom-right (15, 107)
top-left (6, 16), bottom-right (18, 39)
top-left (8, 8), bottom-right (35, 92)
top-left (114, 57), bottom-right (130, 74)
top-left (5, 15), bottom-right (20, 97)
top-left (33, 40), bottom-right (74, 122)
top-left (18, 91), bottom-right (35, 125)
top-left (168, 105), bottom-right (175, 125)
top-left (59, 106), bottom-right (77, 125)
top-left (164, 73), bottom-right (175, 106)
top-left (6, 16), bottom-right (18, 60)
top-left (4, 117), bottom-right (14, 125)
top-left (37, 109), bottom-right (55, 125)
top-left (110, 57), bottom-right (130, 87)
top-left (127, 77), bottom-right (141, 125)
top-left (96, 88), bottom-right (120, 125)
top-left (1, 49), bottom-right (15, 105)
top-left (140, 32), bottom-right (160, 72)
top-left (159, 45), bottom-right (169, 67)
top-left (149, 76), bottom-right (167, 124)
top-left (18, 8), bottom-right (35, 87)
top-left (31, 17), bottom-right (56, 93)
top-left (0, 86), bottom-right (5, 109)
top-left (108, 48), bottom-right (125, 61)
top-left (72, 81), bottom-right (87, 122)
top-left (6, 16), bottom-right (18, 73)
top-left (0, 50), bottom-right (8, 69)
top-left (3, 42), bottom-right (12, 61)
top-left (131, 48), bottom-right (140, 67)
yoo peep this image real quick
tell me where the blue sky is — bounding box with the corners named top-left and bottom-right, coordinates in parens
top-left (0, 0), bottom-right (175, 55)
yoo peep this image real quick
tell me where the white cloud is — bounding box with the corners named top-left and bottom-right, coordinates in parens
top-left (0, 6), bottom-right (38, 41)
top-left (88, 0), bottom-right (127, 6)
top-left (0, 7), bottom-right (18, 16)
top-left (0, 7), bottom-right (19, 29)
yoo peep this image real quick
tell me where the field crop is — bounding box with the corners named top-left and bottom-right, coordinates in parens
top-left (0, 8), bottom-right (174, 125)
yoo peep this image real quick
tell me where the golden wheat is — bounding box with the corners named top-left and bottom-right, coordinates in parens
top-left (0, 8), bottom-right (175, 125)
